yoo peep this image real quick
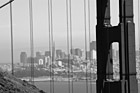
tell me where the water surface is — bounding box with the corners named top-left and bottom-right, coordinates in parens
top-left (35, 81), bottom-right (140, 93)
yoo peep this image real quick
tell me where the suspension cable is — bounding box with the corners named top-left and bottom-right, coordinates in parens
top-left (84, 0), bottom-right (89, 93)
top-left (138, 0), bottom-right (140, 52)
top-left (0, 0), bottom-right (14, 9)
top-left (87, 0), bottom-right (92, 93)
top-left (29, 0), bottom-right (34, 84)
top-left (137, 0), bottom-right (140, 78)
top-left (137, 0), bottom-right (140, 74)
top-left (48, 0), bottom-right (52, 93)
top-left (50, 0), bottom-right (55, 93)
top-left (10, 1), bottom-right (14, 75)
top-left (66, 0), bottom-right (71, 93)
top-left (69, 0), bottom-right (74, 93)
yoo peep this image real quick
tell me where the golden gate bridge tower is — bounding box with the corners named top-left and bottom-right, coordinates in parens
top-left (96, 0), bottom-right (138, 93)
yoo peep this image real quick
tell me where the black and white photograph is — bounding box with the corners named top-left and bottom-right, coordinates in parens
top-left (0, 0), bottom-right (139, 93)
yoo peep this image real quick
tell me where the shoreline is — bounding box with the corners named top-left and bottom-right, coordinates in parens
top-left (19, 76), bottom-right (96, 82)
top-left (19, 76), bottom-right (140, 83)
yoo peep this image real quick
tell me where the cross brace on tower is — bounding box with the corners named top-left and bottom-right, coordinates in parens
top-left (96, 0), bottom-right (138, 93)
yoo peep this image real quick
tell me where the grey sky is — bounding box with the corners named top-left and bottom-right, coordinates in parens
top-left (0, 0), bottom-right (139, 63)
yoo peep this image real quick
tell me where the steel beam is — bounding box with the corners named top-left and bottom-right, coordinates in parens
top-left (96, 0), bottom-right (138, 93)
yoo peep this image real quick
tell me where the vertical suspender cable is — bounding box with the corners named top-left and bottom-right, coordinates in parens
top-left (69, 0), bottom-right (74, 93)
top-left (84, 0), bottom-right (88, 93)
top-left (10, 2), bottom-right (14, 75)
top-left (48, 0), bottom-right (52, 93)
top-left (138, 0), bottom-right (140, 56)
top-left (138, 0), bottom-right (140, 78)
top-left (29, 0), bottom-right (34, 84)
top-left (66, 0), bottom-right (71, 93)
top-left (87, 0), bottom-right (92, 93)
top-left (50, 0), bottom-right (55, 93)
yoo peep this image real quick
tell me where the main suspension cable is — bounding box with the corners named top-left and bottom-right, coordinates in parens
top-left (0, 0), bottom-right (14, 9)
top-left (29, 0), bottom-right (34, 84)
top-left (10, 1), bottom-right (14, 75)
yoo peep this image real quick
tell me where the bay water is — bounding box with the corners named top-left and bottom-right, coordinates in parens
top-left (35, 81), bottom-right (140, 93)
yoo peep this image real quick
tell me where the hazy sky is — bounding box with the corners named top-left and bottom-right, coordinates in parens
top-left (0, 0), bottom-right (139, 63)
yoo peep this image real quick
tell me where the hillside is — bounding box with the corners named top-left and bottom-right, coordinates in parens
top-left (0, 71), bottom-right (46, 93)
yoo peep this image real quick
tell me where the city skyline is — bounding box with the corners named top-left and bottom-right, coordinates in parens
top-left (0, 0), bottom-right (139, 63)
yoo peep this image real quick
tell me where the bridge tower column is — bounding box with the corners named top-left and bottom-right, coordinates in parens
top-left (96, 0), bottom-right (138, 93)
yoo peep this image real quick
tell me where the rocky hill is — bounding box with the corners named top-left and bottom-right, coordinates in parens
top-left (0, 71), bottom-right (46, 93)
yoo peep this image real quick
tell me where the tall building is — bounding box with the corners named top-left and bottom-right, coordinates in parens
top-left (90, 50), bottom-right (96, 60)
top-left (86, 51), bottom-right (90, 60)
top-left (61, 52), bottom-right (66, 59)
top-left (27, 57), bottom-right (35, 64)
top-left (75, 48), bottom-right (82, 57)
top-left (90, 41), bottom-right (96, 51)
top-left (70, 49), bottom-right (76, 55)
top-left (45, 51), bottom-right (51, 57)
top-left (45, 56), bottom-right (51, 67)
top-left (34, 51), bottom-right (46, 65)
top-left (20, 52), bottom-right (27, 63)
top-left (36, 51), bottom-right (42, 58)
top-left (56, 49), bottom-right (62, 59)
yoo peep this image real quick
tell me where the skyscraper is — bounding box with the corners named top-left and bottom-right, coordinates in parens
top-left (86, 51), bottom-right (90, 60)
top-left (56, 49), bottom-right (62, 59)
top-left (70, 49), bottom-right (76, 55)
top-left (20, 52), bottom-right (27, 63)
top-left (90, 41), bottom-right (96, 51)
top-left (61, 52), bottom-right (66, 59)
top-left (45, 51), bottom-right (51, 57)
top-left (36, 51), bottom-right (42, 58)
top-left (75, 48), bottom-right (82, 57)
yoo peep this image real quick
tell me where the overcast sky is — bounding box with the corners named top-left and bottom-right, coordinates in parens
top-left (0, 0), bottom-right (139, 63)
